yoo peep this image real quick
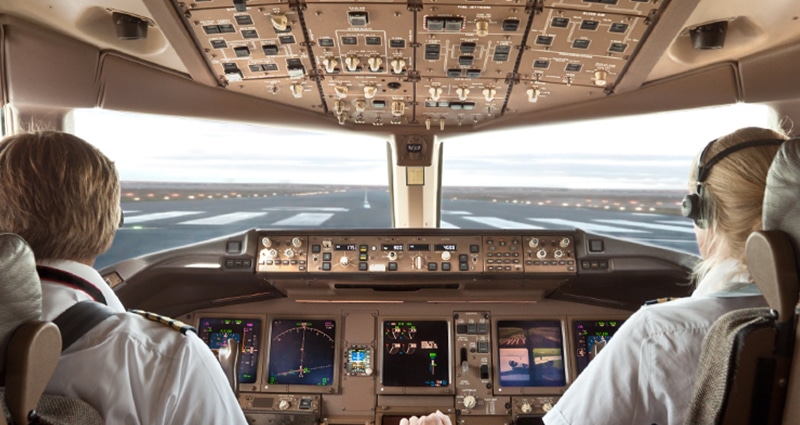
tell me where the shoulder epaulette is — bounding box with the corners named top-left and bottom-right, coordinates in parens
top-left (129, 309), bottom-right (197, 335)
top-left (644, 297), bottom-right (679, 306)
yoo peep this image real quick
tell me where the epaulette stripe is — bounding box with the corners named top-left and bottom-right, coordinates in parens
top-left (129, 309), bottom-right (197, 335)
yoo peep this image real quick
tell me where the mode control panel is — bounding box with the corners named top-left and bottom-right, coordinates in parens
top-left (255, 232), bottom-right (576, 274)
top-left (307, 235), bottom-right (482, 273)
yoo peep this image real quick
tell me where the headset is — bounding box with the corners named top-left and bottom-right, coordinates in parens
top-left (681, 138), bottom-right (787, 229)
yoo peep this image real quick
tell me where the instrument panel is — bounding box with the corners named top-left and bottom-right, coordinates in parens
top-left (193, 308), bottom-right (627, 424)
top-left (109, 227), bottom-right (694, 424)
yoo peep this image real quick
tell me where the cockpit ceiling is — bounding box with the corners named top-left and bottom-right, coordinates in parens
top-left (181, 0), bottom-right (659, 129)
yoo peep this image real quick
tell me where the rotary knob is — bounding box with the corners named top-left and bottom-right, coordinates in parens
top-left (520, 402), bottom-right (532, 414)
top-left (441, 251), bottom-right (451, 261)
top-left (542, 402), bottom-right (553, 413)
top-left (554, 249), bottom-right (564, 259)
top-left (278, 400), bottom-right (291, 410)
top-left (560, 237), bottom-right (571, 248)
top-left (340, 256), bottom-right (350, 267)
top-left (292, 237), bottom-right (303, 248)
top-left (262, 237), bottom-right (272, 248)
top-left (463, 395), bottom-right (477, 409)
top-left (536, 249), bottom-right (547, 259)
top-left (284, 249), bottom-right (295, 259)
top-left (528, 238), bottom-right (539, 248)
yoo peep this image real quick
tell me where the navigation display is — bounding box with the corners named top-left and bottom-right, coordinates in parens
top-left (198, 317), bottom-right (262, 384)
top-left (573, 319), bottom-right (625, 375)
top-left (497, 320), bottom-right (566, 387)
top-left (381, 320), bottom-right (450, 387)
top-left (267, 319), bottom-right (336, 387)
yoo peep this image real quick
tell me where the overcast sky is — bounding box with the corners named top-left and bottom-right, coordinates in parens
top-left (73, 103), bottom-right (773, 189)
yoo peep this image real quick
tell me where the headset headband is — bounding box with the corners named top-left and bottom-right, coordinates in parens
top-left (696, 138), bottom-right (787, 184)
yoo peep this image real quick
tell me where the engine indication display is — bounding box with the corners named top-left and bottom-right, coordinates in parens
top-left (574, 319), bottom-right (625, 375)
top-left (267, 319), bottom-right (336, 387)
top-left (198, 317), bottom-right (262, 384)
top-left (381, 320), bottom-right (450, 387)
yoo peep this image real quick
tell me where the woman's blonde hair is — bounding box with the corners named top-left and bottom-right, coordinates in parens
top-left (690, 127), bottom-right (788, 282)
top-left (0, 131), bottom-right (120, 261)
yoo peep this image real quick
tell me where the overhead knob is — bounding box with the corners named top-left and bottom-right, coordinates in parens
top-left (594, 70), bottom-right (608, 87)
top-left (475, 20), bottom-right (489, 37)
top-left (334, 100), bottom-right (346, 115)
top-left (390, 58), bottom-right (406, 74)
top-left (345, 56), bottom-right (360, 72)
top-left (368, 56), bottom-right (383, 72)
top-left (363, 86), bottom-right (377, 99)
top-left (482, 88), bottom-right (496, 102)
top-left (334, 85), bottom-right (348, 99)
top-left (429, 86), bottom-right (442, 101)
top-left (456, 87), bottom-right (469, 101)
top-left (355, 99), bottom-right (367, 113)
top-left (271, 14), bottom-right (288, 32)
top-left (391, 101), bottom-right (405, 117)
top-left (323, 57), bottom-right (338, 73)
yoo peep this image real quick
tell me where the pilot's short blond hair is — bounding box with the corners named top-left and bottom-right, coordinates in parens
top-left (0, 131), bottom-right (120, 262)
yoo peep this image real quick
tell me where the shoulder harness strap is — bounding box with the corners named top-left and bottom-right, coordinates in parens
top-left (128, 309), bottom-right (197, 335)
top-left (53, 300), bottom-right (116, 351)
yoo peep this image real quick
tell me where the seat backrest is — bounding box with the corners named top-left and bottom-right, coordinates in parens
top-left (0, 233), bottom-right (103, 425)
top-left (684, 139), bottom-right (800, 425)
top-left (761, 139), bottom-right (800, 424)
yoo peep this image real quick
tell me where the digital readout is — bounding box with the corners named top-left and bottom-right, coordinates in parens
top-left (335, 244), bottom-right (357, 251)
top-left (407, 244), bottom-right (431, 251)
top-left (434, 244), bottom-right (456, 251)
top-left (382, 244), bottom-right (404, 251)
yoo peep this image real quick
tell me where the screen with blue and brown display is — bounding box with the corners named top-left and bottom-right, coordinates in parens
top-left (497, 320), bottom-right (566, 387)
top-left (197, 317), bottom-right (262, 384)
top-left (381, 320), bottom-right (450, 387)
top-left (267, 319), bottom-right (336, 386)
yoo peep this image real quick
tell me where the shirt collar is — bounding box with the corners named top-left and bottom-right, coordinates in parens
top-left (37, 259), bottom-right (126, 313)
top-left (692, 258), bottom-right (759, 298)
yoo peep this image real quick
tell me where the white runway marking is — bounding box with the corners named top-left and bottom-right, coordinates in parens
top-left (440, 221), bottom-right (460, 228)
top-left (463, 217), bottom-right (543, 229)
top-left (123, 211), bottom-right (203, 224)
top-left (272, 213), bottom-right (334, 226)
top-left (263, 207), bottom-right (348, 212)
top-left (595, 219), bottom-right (696, 234)
top-left (656, 220), bottom-right (694, 226)
top-left (528, 218), bottom-right (647, 234)
top-left (442, 210), bottom-right (473, 215)
top-left (179, 212), bottom-right (267, 225)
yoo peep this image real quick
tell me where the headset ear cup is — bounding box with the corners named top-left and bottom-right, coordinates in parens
top-left (681, 192), bottom-right (701, 225)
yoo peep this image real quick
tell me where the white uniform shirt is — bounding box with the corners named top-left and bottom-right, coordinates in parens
top-left (543, 258), bottom-right (766, 425)
top-left (39, 259), bottom-right (248, 425)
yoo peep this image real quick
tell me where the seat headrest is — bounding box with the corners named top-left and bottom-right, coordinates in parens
top-left (763, 139), bottom-right (800, 244)
top-left (0, 233), bottom-right (42, 378)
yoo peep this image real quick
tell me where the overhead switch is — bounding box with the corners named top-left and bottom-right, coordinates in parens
top-left (290, 83), bottom-right (304, 98)
top-left (475, 20), bottom-right (489, 37)
top-left (456, 87), bottom-right (469, 101)
top-left (482, 88), bottom-right (496, 102)
top-left (429, 87), bottom-right (442, 101)
top-left (348, 11), bottom-right (369, 26)
top-left (594, 70), bottom-right (608, 87)
top-left (334, 85), bottom-right (348, 98)
top-left (363, 86), bottom-right (377, 99)
top-left (527, 87), bottom-right (540, 103)
top-left (391, 101), bottom-right (405, 117)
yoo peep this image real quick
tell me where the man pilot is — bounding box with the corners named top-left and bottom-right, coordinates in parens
top-left (0, 131), bottom-right (248, 424)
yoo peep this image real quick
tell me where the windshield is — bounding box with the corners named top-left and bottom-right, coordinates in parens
top-left (72, 104), bottom-right (773, 268)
